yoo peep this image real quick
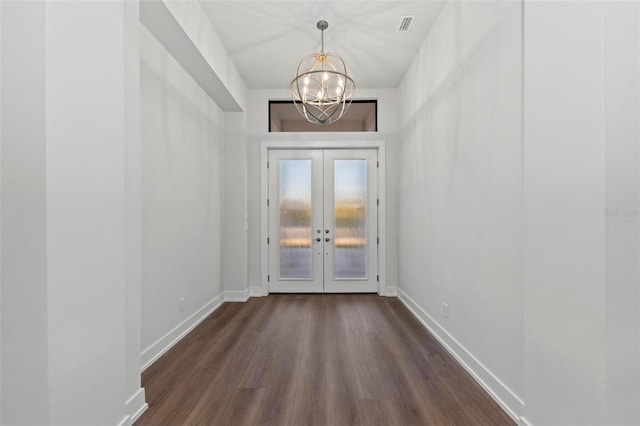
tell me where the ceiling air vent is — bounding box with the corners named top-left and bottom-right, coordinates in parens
top-left (397, 15), bottom-right (416, 32)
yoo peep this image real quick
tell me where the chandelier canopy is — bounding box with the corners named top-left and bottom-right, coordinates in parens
top-left (290, 20), bottom-right (355, 125)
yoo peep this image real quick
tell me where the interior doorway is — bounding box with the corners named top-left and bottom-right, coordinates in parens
top-left (267, 149), bottom-right (378, 293)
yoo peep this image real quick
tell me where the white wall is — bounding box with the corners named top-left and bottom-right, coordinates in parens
top-left (1, 2), bottom-right (49, 422)
top-left (397, 0), bottom-right (524, 419)
top-left (245, 88), bottom-right (399, 294)
top-left (0, 3), bottom-right (3, 420)
top-left (398, 1), bottom-right (640, 424)
top-left (140, 26), bottom-right (225, 362)
top-left (523, 2), bottom-right (639, 425)
top-left (123, 1), bottom-right (146, 420)
top-left (1, 1), bottom-right (144, 424)
top-left (45, 2), bottom-right (131, 422)
top-left (1, 0), bottom-right (238, 423)
top-left (222, 112), bottom-right (248, 297)
top-left (602, 4), bottom-right (639, 421)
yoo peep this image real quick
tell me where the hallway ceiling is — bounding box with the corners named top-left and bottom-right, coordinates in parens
top-left (199, 1), bottom-right (445, 90)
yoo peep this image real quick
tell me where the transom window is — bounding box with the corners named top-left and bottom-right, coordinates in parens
top-left (269, 100), bottom-right (377, 132)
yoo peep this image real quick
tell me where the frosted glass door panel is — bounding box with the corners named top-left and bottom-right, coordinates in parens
top-left (268, 149), bottom-right (323, 293)
top-left (279, 160), bottom-right (312, 279)
top-left (334, 160), bottom-right (367, 278)
top-left (323, 149), bottom-right (377, 293)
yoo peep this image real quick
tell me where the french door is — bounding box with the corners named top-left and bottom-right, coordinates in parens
top-left (268, 149), bottom-right (378, 293)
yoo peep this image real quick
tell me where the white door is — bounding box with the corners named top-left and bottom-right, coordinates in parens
top-left (268, 149), bottom-right (378, 293)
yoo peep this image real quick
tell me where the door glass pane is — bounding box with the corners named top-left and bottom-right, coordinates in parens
top-left (279, 160), bottom-right (312, 279)
top-left (334, 159), bottom-right (367, 278)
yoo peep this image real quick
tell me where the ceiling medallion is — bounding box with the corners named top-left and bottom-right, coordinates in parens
top-left (290, 20), bottom-right (355, 124)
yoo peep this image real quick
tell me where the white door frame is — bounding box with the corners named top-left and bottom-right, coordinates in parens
top-left (260, 139), bottom-right (387, 296)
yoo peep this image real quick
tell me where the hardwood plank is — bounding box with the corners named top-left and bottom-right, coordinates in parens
top-left (251, 297), bottom-right (305, 426)
top-left (325, 295), bottom-right (362, 426)
top-left (289, 296), bottom-right (327, 426)
top-left (136, 294), bottom-right (515, 426)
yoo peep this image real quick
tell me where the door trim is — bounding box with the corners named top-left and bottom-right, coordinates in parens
top-left (260, 139), bottom-right (387, 296)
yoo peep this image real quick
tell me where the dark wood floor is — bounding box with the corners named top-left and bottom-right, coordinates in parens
top-left (136, 294), bottom-right (514, 426)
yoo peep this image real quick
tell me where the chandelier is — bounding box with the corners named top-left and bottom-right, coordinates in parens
top-left (290, 20), bottom-right (355, 124)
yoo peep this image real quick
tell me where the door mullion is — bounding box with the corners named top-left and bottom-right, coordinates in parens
top-left (322, 150), bottom-right (333, 293)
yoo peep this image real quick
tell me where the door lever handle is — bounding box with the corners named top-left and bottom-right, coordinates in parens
top-left (325, 237), bottom-right (331, 242)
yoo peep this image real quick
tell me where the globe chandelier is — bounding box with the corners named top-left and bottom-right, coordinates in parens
top-left (290, 20), bottom-right (355, 124)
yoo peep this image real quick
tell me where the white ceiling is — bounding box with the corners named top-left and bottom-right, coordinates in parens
top-left (199, 1), bottom-right (445, 90)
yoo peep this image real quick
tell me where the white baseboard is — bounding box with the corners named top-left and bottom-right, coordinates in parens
top-left (250, 286), bottom-right (267, 297)
top-left (379, 285), bottom-right (398, 297)
top-left (397, 288), bottom-right (524, 423)
top-left (141, 292), bottom-right (225, 371)
top-left (224, 288), bottom-right (250, 302)
top-left (519, 416), bottom-right (533, 426)
top-left (126, 388), bottom-right (148, 424)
